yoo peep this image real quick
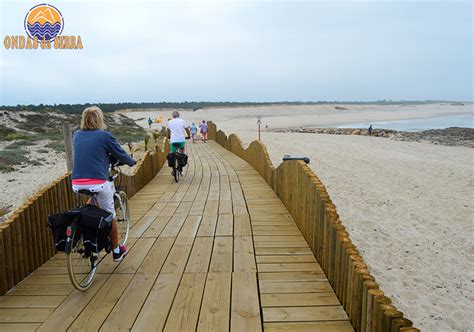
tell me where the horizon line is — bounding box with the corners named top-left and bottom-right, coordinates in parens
top-left (1, 99), bottom-right (472, 108)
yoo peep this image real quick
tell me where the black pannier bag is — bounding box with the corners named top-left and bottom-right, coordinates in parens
top-left (167, 152), bottom-right (176, 167)
top-left (65, 205), bottom-right (113, 253)
top-left (48, 213), bottom-right (71, 251)
top-left (48, 204), bottom-right (113, 253)
top-left (178, 154), bottom-right (188, 167)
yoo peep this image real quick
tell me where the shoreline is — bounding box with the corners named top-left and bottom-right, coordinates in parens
top-left (273, 127), bottom-right (474, 148)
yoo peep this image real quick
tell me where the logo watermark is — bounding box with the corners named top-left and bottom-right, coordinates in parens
top-left (4, 3), bottom-right (83, 50)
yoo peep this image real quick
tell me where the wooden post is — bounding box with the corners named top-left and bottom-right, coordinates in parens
top-left (0, 229), bottom-right (8, 295)
top-left (63, 123), bottom-right (73, 172)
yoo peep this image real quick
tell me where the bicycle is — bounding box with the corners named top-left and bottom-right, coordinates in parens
top-left (170, 142), bottom-right (188, 183)
top-left (66, 162), bottom-right (130, 291)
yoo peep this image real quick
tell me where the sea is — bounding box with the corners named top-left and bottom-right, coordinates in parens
top-left (336, 114), bottom-right (473, 132)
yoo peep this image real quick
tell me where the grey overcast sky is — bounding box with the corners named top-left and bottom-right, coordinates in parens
top-left (0, 0), bottom-right (472, 105)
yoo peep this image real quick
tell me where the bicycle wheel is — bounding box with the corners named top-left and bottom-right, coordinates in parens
top-left (67, 223), bottom-right (97, 291)
top-left (115, 191), bottom-right (130, 246)
top-left (173, 156), bottom-right (180, 183)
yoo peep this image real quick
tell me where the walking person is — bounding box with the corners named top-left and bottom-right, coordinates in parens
top-left (190, 123), bottom-right (198, 143)
top-left (368, 124), bottom-right (373, 136)
top-left (199, 120), bottom-right (208, 142)
top-left (147, 117), bottom-right (153, 129)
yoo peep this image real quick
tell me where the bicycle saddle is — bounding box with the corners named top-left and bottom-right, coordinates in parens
top-left (77, 189), bottom-right (97, 196)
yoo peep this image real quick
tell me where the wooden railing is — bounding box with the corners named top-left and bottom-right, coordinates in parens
top-left (0, 140), bottom-right (169, 296)
top-left (208, 121), bottom-right (418, 332)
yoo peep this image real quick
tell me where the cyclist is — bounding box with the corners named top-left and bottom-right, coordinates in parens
top-left (71, 106), bottom-right (136, 262)
top-left (167, 110), bottom-right (191, 154)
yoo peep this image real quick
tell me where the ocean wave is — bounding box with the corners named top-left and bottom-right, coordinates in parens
top-left (27, 22), bottom-right (61, 29)
top-left (26, 22), bottom-right (61, 39)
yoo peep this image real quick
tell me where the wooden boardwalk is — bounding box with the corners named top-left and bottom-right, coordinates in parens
top-left (0, 141), bottom-right (353, 331)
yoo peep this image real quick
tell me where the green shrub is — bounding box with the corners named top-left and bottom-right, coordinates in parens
top-left (0, 124), bottom-right (16, 141)
top-left (5, 140), bottom-right (33, 149)
top-left (45, 140), bottom-right (64, 153)
top-left (0, 148), bottom-right (30, 172)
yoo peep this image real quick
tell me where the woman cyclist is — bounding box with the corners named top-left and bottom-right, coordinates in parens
top-left (71, 106), bottom-right (136, 262)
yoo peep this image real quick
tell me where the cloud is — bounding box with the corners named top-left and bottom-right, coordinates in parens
top-left (0, 1), bottom-right (472, 104)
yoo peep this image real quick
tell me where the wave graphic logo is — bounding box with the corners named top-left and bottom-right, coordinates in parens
top-left (24, 4), bottom-right (64, 41)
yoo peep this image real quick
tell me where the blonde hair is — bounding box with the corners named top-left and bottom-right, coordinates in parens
top-left (80, 106), bottom-right (105, 130)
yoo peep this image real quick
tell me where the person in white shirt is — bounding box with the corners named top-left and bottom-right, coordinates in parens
top-left (167, 111), bottom-right (191, 153)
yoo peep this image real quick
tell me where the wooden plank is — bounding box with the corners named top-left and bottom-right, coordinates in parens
top-left (248, 206), bottom-right (289, 214)
top-left (100, 273), bottom-right (158, 331)
top-left (0, 323), bottom-right (41, 331)
top-left (264, 321), bottom-right (354, 332)
top-left (131, 274), bottom-right (181, 331)
top-left (203, 200), bottom-right (219, 216)
top-left (7, 283), bottom-right (73, 296)
top-left (160, 237), bottom-right (195, 274)
top-left (68, 274), bottom-right (133, 331)
top-left (254, 236), bottom-right (305, 242)
top-left (129, 202), bottom-right (166, 238)
top-left (258, 272), bottom-right (328, 282)
top-left (257, 255), bottom-right (316, 264)
top-left (0, 295), bottom-right (64, 308)
top-left (178, 215), bottom-right (203, 238)
top-left (197, 273), bottom-right (231, 332)
top-left (14, 274), bottom-right (70, 285)
top-left (144, 216), bottom-right (172, 237)
top-left (234, 214), bottom-right (252, 236)
top-left (209, 237), bottom-right (233, 273)
top-left (115, 238), bottom-right (156, 274)
top-left (250, 214), bottom-right (293, 222)
top-left (259, 281), bottom-right (334, 294)
top-left (197, 215), bottom-right (218, 237)
top-left (252, 225), bottom-right (299, 231)
top-left (164, 273), bottom-right (206, 331)
top-left (255, 248), bottom-right (313, 255)
top-left (257, 263), bottom-right (323, 273)
top-left (252, 230), bottom-right (302, 236)
top-left (184, 237), bottom-right (214, 273)
top-left (136, 237), bottom-right (174, 274)
top-left (218, 200), bottom-right (233, 214)
top-left (215, 214), bottom-right (233, 236)
top-left (254, 241), bottom-right (309, 248)
top-left (261, 293), bottom-right (341, 307)
top-left (263, 306), bottom-right (348, 322)
top-left (0, 308), bottom-right (53, 323)
top-left (160, 214), bottom-right (188, 237)
top-left (234, 236), bottom-right (256, 272)
top-left (37, 273), bottom-right (108, 331)
top-left (231, 272), bottom-right (261, 331)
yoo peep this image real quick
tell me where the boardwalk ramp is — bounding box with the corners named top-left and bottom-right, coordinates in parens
top-left (0, 141), bottom-right (352, 331)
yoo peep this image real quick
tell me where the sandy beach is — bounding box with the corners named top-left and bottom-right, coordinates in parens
top-left (124, 103), bottom-right (474, 331)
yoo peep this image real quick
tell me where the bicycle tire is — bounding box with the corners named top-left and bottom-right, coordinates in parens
top-left (173, 154), bottom-right (180, 182)
top-left (174, 168), bottom-right (180, 182)
top-left (115, 191), bottom-right (130, 246)
top-left (66, 222), bottom-right (97, 291)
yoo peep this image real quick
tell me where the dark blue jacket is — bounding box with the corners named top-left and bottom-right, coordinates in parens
top-left (72, 130), bottom-right (136, 180)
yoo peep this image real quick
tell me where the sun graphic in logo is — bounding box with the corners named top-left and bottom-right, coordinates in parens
top-left (24, 4), bottom-right (64, 41)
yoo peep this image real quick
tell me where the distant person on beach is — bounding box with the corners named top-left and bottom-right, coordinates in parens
top-left (190, 123), bottom-right (198, 143)
top-left (147, 117), bottom-right (153, 129)
top-left (368, 125), bottom-right (373, 135)
top-left (72, 106), bottom-right (136, 262)
top-left (199, 120), bottom-right (208, 142)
